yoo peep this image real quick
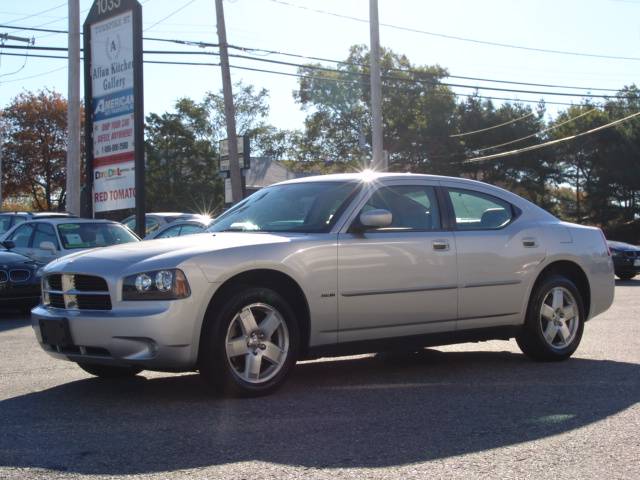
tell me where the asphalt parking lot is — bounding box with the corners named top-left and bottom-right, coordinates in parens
top-left (0, 282), bottom-right (638, 480)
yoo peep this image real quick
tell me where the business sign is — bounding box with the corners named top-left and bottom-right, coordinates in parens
top-left (83, 0), bottom-right (144, 233)
top-left (219, 136), bottom-right (250, 173)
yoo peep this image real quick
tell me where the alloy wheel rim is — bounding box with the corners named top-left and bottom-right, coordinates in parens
top-left (539, 286), bottom-right (579, 349)
top-left (225, 302), bottom-right (289, 384)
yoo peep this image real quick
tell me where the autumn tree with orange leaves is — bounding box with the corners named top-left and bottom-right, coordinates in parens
top-left (1, 90), bottom-right (70, 211)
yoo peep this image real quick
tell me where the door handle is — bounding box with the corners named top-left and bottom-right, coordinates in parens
top-left (433, 240), bottom-right (449, 251)
top-left (522, 238), bottom-right (537, 248)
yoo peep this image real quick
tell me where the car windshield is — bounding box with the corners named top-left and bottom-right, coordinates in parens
top-left (57, 223), bottom-right (139, 249)
top-left (207, 181), bottom-right (359, 233)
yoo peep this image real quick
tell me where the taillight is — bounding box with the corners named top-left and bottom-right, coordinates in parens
top-left (599, 229), bottom-right (611, 256)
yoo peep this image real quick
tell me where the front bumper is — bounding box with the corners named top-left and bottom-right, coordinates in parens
top-left (31, 300), bottom-right (200, 371)
top-left (0, 279), bottom-right (41, 305)
top-left (612, 256), bottom-right (640, 275)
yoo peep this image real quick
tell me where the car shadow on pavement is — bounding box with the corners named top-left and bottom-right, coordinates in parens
top-left (0, 350), bottom-right (638, 474)
top-left (615, 279), bottom-right (640, 287)
top-left (0, 312), bottom-right (29, 332)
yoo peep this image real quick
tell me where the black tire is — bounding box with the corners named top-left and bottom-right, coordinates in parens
top-left (617, 273), bottom-right (636, 281)
top-left (77, 363), bottom-right (142, 378)
top-left (199, 286), bottom-right (300, 397)
top-left (516, 274), bottom-right (585, 361)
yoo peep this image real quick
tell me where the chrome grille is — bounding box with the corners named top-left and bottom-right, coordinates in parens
top-left (47, 274), bottom-right (62, 290)
top-left (43, 273), bottom-right (111, 311)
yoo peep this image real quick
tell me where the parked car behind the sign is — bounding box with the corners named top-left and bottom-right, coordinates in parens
top-left (122, 212), bottom-right (205, 237)
top-left (32, 172), bottom-right (614, 396)
top-left (0, 249), bottom-right (42, 310)
top-left (2, 218), bottom-right (139, 265)
top-left (145, 216), bottom-right (214, 240)
top-left (607, 240), bottom-right (640, 280)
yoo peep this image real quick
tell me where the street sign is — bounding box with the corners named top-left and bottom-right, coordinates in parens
top-left (219, 136), bottom-right (250, 173)
top-left (83, 0), bottom-right (145, 235)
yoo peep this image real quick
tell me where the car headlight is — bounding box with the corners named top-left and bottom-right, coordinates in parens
top-left (610, 249), bottom-right (623, 257)
top-left (122, 269), bottom-right (191, 300)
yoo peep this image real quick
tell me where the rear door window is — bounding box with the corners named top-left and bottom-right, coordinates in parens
top-left (447, 189), bottom-right (514, 230)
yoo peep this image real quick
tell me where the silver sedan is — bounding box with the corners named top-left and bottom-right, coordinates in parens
top-left (32, 172), bottom-right (614, 396)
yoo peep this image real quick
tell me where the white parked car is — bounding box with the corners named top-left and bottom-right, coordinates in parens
top-left (145, 217), bottom-right (214, 240)
top-left (32, 173), bottom-right (614, 396)
top-left (3, 218), bottom-right (139, 265)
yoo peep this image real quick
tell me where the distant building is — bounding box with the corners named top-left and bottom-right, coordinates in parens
top-left (224, 157), bottom-right (316, 201)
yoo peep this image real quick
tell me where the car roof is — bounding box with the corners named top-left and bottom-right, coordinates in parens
top-left (0, 211), bottom-right (76, 217)
top-left (274, 171), bottom-right (494, 186)
top-left (20, 218), bottom-right (120, 225)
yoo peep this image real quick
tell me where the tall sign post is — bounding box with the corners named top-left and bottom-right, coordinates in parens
top-left (83, 0), bottom-right (145, 237)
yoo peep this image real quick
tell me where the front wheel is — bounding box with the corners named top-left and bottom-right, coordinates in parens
top-left (516, 275), bottom-right (584, 361)
top-left (199, 287), bottom-right (299, 397)
top-left (77, 363), bottom-right (142, 378)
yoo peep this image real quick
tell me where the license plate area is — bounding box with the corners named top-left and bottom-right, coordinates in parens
top-left (39, 318), bottom-right (74, 348)
top-left (634, 259), bottom-right (640, 267)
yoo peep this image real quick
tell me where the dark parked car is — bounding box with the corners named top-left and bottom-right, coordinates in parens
top-left (607, 240), bottom-right (640, 280)
top-left (0, 250), bottom-right (41, 310)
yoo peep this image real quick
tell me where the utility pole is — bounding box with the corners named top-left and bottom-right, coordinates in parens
top-left (214, 0), bottom-right (243, 203)
top-left (0, 32), bottom-right (33, 210)
top-left (66, 0), bottom-right (81, 215)
top-left (0, 116), bottom-right (4, 210)
top-left (369, 0), bottom-right (386, 171)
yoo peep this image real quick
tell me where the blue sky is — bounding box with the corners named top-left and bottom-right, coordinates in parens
top-left (0, 0), bottom-right (638, 130)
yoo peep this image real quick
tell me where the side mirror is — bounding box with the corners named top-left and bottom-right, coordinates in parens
top-left (39, 241), bottom-right (57, 253)
top-left (359, 209), bottom-right (392, 229)
top-left (2, 240), bottom-right (15, 250)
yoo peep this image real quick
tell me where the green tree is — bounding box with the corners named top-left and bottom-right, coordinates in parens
top-left (144, 81), bottom-right (289, 212)
top-left (293, 45), bottom-right (461, 173)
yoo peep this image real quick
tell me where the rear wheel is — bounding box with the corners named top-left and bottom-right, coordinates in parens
top-left (199, 286), bottom-right (299, 397)
top-left (516, 275), bottom-right (584, 361)
top-left (77, 363), bottom-right (142, 378)
top-left (617, 272), bottom-right (636, 281)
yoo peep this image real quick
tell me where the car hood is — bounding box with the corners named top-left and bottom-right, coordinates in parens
top-left (44, 232), bottom-right (296, 275)
top-left (607, 240), bottom-right (640, 251)
top-left (0, 250), bottom-right (37, 266)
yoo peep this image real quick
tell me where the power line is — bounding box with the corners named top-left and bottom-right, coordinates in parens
top-left (266, 0), bottom-right (640, 62)
top-left (0, 50), bottom-right (602, 107)
top-left (0, 65), bottom-right (66, 84)
top-left (230, 43), bottom-right (624, 93)
top-left (465, 110), bottom-right (640, 163)
top-left (2, 2), bottom-right (66, 26)
top-left (0, 24), bottom-right (218, 48)
top-left (143, 0), bottom-right (197, 32)
top-left (5, 42), bottom-right (635, 101)
top-left (471, 108), bottom-right (599, 153)
top-left (0, 23), bottom-right (631, 94)
top-left (449, 112), bottom-right (536, 138)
